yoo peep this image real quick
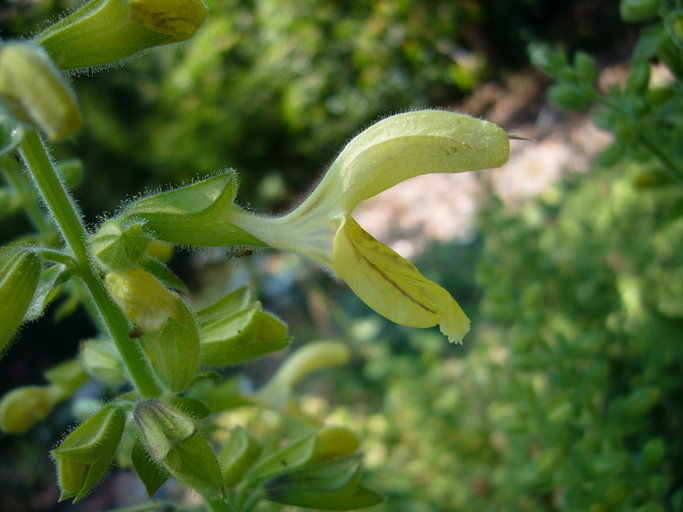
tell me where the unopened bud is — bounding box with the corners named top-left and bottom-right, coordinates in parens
top-left (105, 266), bottom-right (183, 333)
top-left (34, 0), bottom-right (208, 71)
top-left (134, 400), bottom-right (196, 460)
top-left (256, 341), bottom-right (351, 410)
top-left (135, 400), bottom-right (223, 497)
top-left (0, 385), bottom-right (57, 434)
top-left (0, 42), bottom-right (82, 140)
top-left (52, 403), bottom-right (126, 502)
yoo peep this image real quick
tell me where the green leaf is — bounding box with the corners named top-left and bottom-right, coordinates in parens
top-left (122, 171), bottom-right (266, 247)
top-left (218, 426), bottom-right (261, 487)
top-left (163, 434), bottom-right (225, 499)
top-left (248, 434), bottom-right (318, 480)
top-left (264, 455), bottom-right (383, 510)
top-left (0, 245), bottom-right (41, 356)
top-left (132, 438), bottom-right (169, 498)
top-left (23, 263), bottom-right (73, 322)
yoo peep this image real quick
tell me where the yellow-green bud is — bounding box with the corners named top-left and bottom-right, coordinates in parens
top-left (93, 220), bottom-right (152, 271)
top-left (0, 385), bottom-right (57, 434)
top-left (313, 426), bottom-right (361, 462)
top-left (0, 246), bottom-right (42, 356)
top-left (0, 42), bottom-right (82, 140)
top-left (34, 0), bottom-right (208, 72)
top-left (52, 403), bottom-right (126, 502)
top-left (105, 266), bottom-right (183, 333)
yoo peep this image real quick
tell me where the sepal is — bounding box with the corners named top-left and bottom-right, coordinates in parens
top-left (93, 220), bottom-right (152, 271)
top-left (80, 338), bottom-right (128, 386)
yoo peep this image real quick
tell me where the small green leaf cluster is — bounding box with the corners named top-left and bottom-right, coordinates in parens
top-left (530, 0), bottom-right (683, 186)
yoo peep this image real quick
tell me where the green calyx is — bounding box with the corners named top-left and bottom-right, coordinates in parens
top-left (34, 0), bottom-right (208, 72)
top-left (52, 403), bottom-right (126, 502)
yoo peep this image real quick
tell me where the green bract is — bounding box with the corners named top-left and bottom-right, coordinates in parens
top-left (92, 220), bottom-right (152, 271)
top-left (0, 246), bottom-right (41, 355)
top-left (52, 403), bottom-right (126, 502)
top-left (135, 400), bottom-right (224, 498)
top-left (0, 42), bottom-right (82, 140)
top-left (34, 0), bottom-right (208, 71)
top-left (199, 298), bottom-right (290, 367)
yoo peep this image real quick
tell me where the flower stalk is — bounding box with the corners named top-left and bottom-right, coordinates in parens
top-left (18, 130), bottom-right (161, 398)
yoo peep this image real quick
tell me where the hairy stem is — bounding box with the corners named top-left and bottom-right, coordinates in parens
top-left (18, 130), bottom-right (161, 398)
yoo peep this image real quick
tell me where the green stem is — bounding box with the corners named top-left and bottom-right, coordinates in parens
top-left (18, 130), bottom-right (161, 398)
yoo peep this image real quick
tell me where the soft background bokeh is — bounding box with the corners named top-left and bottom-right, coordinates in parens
top-left (1, 0), bottom-right (682, 510)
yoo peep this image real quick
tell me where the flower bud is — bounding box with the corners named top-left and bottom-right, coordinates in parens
top-left (134, 400), bottom-right (196, 460)
top-left (256, 341), bottom-right (350, 410)
top-left (620, 0), bottom-right (660, 22)
top-left (135, 400), bottom-right (223, 497)
top-left (105, 266), bottom-right (183, 333)
top-left (0, 385), bottom-right (57, 434)
top-left (313, 426), bottom-right (361, 462)
top-left (93, 220), bottom-right (152, 271)
top-left (80, 338), bottom-right (128, 386)
top-left (34, 0), bottom-right (208, 71)
top-left (200, 301), bottom-right (290, 367)
top-left (0, 246), bottom-right (41, 356)
top-left (0, 42), bottom-right (82, 140)
top-left (52, 403), bottom-right (126, 502)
